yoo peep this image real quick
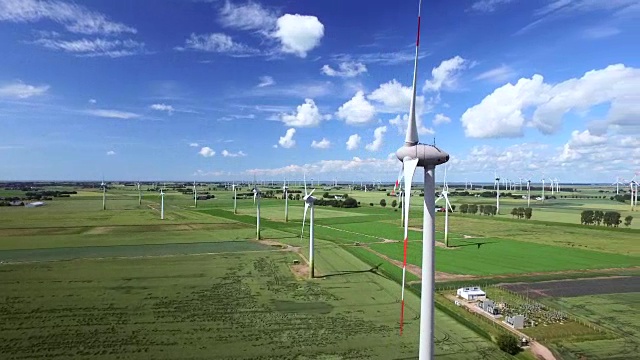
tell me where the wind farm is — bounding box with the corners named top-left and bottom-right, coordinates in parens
top-left (1, 0), bottom-right (639, 360)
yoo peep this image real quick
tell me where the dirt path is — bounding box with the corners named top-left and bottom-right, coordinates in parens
top-left (444, 294), bottom-right (556, 360)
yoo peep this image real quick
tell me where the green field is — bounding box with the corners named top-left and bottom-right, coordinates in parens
top-left (545, 293), bottom-right (640, 359)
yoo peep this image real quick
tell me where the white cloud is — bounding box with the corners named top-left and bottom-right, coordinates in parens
top-left (433, 113), bottom-right (451, 126)
top-left (346, 134), bottom-right (361, 150)
top-left (86, 109), bottom-right (140, 119)
top-left (311, 138), bottom-right (331, 149)
top-left (88, 98), bottom-right (97, 104)
top-left (218, 0), bottom-right (278, 31)
top-left (221, 149), bottom-right (247, 157)
top-left (568, 130), bottom-right (607, 147)
top-left (469, 0), bottom-right (516, 12)
top-left (199, 146), bottom-right (215, 157)
top-left (368, 79), bottom-right (422, 113)
top-left (583, 26), bottom-right (621, 39)
top-left (0, 81), bottom-right (49, 98)
top-left (193, 169), bottom-right (230, 177)
top-left (250, 81), bottom-right (333, 99)
top-left (463, 64), bottom-right (640, 138)
top-left (257, 75), bottom-right (275, 87)
top-left (278, 128), bottom-right (296, 148)
top-left (280, 99), bottom-right (328, 127)
top-left (424, 56), bottom-right (470, 92)
top-left (245, 156), bottom-right (397, 177)
top-left (33, 37), bottom-right (145, 57)
top-left (150, 103), bottom-right (174, 114)
top-left (474, 64), bottom-right (517, 83)
top-left (106, 150), bottom-right (116, 156)
top-left (333, 51), bottom-right (428, 65)
top-left (321, 62), bottom-right (367, 78)
top-left (189, 143), bottom-right (200, 147)
top-left (0, 0), bottom-right (136, 35)
top-left (272, 14), bottom-right (324, 58)
top-left (177, 33), bottom-right (258, 56)
top-left (336, 91), bottom-right (376, 125)
top-left (365, 126), bottom-right (387, 152)
top-left (388, 114), bottom-right (435, 136)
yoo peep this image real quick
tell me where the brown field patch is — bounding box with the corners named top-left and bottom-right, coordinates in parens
top-left (501, 276), bottom-right (640, 298)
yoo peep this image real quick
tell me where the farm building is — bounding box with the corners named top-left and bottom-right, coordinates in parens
top-left (457, 287), bottom-right (486, 301)
top-left (505, 315), bottom-right (525, 329)
top-left (477, 299), bottom-right (500, 315)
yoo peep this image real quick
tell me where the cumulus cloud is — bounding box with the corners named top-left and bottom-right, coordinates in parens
top-left (346, 134), bottom-right (361, 150)
top-left (388, 114), bottom-right (435, 136)
top-left (150, 103), bottom-right (174, 114)
top-left (88, 98), bottom-right (97, 104)
top-left (199, 146), bottom-right (215, 157)
top-left (106, 150), bottom-right (116, 156)
top-left (272, 14), bottom-right (324, 58)
top-left (280, 99), bottom-right (328, 127)
top-left (424, 56), bottom-right (470, 92)
top-left (461, 64), bottom-right (640, 138)
top-left (189, 143), bottom-right (200, 147)
top-left (257, 75), bottom-right (275, 87)
top-left (336, 91), bottom-right (376, 125)
top-left (365, 126), bottom-right (387, 152)
top-left (321, 61), bottom-right (367, 78)
top-left (86, 109), bottom-right (140, 119)
top-left (0, 81), bottom-right (49, 98)
top-left (278, 128), bottom-right (296, 148)
top-left (568, 130), bottom-right (607, 147)
top-left (245, 156), bottom-right (397, 177)
top-left (311, 138), bottom-right (331, 149)
top-left (433, 113), bottom-right (451, 126)
top-left (176, 33), bottom-right (258, 56)
top-left (222, 149), bottom-right (247, 157)
top-left (368, 79), bottom-right (425, 113)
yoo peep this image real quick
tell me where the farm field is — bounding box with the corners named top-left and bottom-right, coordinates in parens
top-left (0, 248), bottom-right (512, 359)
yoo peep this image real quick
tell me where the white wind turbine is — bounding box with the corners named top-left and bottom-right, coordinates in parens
top-left (541, 178), bottom-right (546, 202)
top-left (232, 183), bottom-right (237, 214)
top-left (137, 182), bottom-right (142, 206)
top-left (101, 177), bottom-right (107, 210)
top-left (526, 178), bottom-right (532, 207)
top-left (394, 169), bottom-right (405, 226)
top-left (160, 185), bottom-right (165, 220)
top-left (193, 181), bottom-right (198, 208)
top-left (253, 178), bottom-right (261, 240)
top-left (554, 178), bottom-right (560, 193)
top-left (494, 172), bottom-right (501, 214)
top-left (395, 1), bottom-right (450, 358)
top-left (435, 167), bottom-right (454, 248)
top-left (548, 177), bottom-right (555, 195)
top-left (283, 179), bottom-right (289, 222)
top-left (300, 175), bottom-right (317, 278)
top-left (613, 176), bottom-right (623, 195)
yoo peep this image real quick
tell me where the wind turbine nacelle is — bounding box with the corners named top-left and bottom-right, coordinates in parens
top-left (396, 144), bottom-right (449, 167)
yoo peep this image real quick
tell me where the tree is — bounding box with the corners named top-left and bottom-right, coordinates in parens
top-left (451, 204), bottom-right (456, 211)
top-left (581, 210), bottom-right (594, 225)
top-left (343, 197), bottom-right (358, 208)
top-left (510, 208), bottom-right (518, 218)
top-left (469, 204), bottom-right (478, 215)
top-left (624, 215), bottom-right (633, 227)
top-left (323, 192), bottom-right (330, 198)
top-left (380, 199), bottom-right (387, 207)
top-left (496, 334), bottom-right (521, 355)
top-left (369, 203), bottom-right (374, 206)
top-left (295, 194), bottom-right (301, 201)
top-left (594, 211), bottom-right (604, 226)
top-left (479, 205), bottom-right (485, 215)
top-left (391, 199), bottom-right (398, 208)
top-left (524, 207), bottom-right (532, 220)
top-left (460, 204), bottom-right (469, 214)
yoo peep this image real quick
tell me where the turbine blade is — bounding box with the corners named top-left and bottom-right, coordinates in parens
top-left (404, 0), bottom-right (422, 146)
top-left (308, 189), bottom-right (316, 196)
top-left (393, 166), bottom-right (404, 194)
top-left (400, 157), bottom-right (419, 335)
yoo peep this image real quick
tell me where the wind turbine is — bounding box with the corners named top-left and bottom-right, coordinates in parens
top-left (541, 178), bottom-right (546, 202)
top-left (232, 183), bottom-right (237, 214)
top-left (137, 182), bottom-right (142, 206)
top-left (435, 167), bottom-right (453, 247)
top-left (395, 1), bottom-right (450, 358)
top-left (193, 181), bottom-right (198, 208)
top-left (494, 172), bottom-right (501, 214)
top-left (301, 175), bottom-right (317, 278)
top-left (554, 178), bottom-right (560, 193)
top-left (613, 176), bottom-right (623, 195)
top-left (160, 186), bottom-right (165, 220)
top-left (283, 179), bottom-right (289, 222)
top-left (526, 178), bottom-right (532, 207)
top-left (101, 177), bottom-right (106, 210)
top-left (252, 178), bottom-right (261, 240)
top-left (548, 177), bottom-right (555, 195)
top-left (394, 169), bottom-right (405, 226)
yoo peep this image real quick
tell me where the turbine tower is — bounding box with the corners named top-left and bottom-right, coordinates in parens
top-left (283, 179), bottom-right (289, 222)
top-left (193, 181), bottom-right (198, 208)
top-left (137, 182), bottom-right (142, 206)
top-left (526, 179), bottom-right (532, 207)
top-left (232, 183), bottom-right (237, 214)
top-left (160, 186), bottom-right (165, 220)
top-left (395, 2), bottom-right (450, 358)
top-left (494, 172), bottom-right (501, 214)
top-left (253, 179), bottom-right (261, 240)
top-left (541, 178), bottom-right (546, 203)
top-left (101, 177), bottom-right (106, 210)
top-left (301, 176), bottom-right (317, 278)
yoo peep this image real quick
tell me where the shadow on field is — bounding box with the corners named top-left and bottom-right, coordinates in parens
top-left (452, 240), bottom-right (498, 249)
top-left (317, 263), bottom-right (387, 279)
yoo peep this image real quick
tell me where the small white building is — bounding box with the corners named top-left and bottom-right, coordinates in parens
top-left (25, 201), bottom-right (45, 208)
top-left (457, 286), bottom-right (486, 301)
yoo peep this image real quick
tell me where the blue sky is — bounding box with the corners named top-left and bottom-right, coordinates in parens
top-left (0, 0), bottom-right (639, 183)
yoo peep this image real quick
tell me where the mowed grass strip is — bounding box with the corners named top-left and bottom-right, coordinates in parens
top-left (369, 238), bottom-right (640, 276)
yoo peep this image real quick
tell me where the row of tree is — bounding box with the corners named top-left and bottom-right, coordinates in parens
top-left (580, 210), bottom-right (633, 227)
top-left (458, 204), bottom-right (498, 216)
top-left (510, 207), bottom-right (533, 219)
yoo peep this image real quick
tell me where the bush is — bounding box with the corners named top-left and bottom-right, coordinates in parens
top-left (343, 197), bottom-right (358, 208)
top-left (496, 334), bottom-right (520, 355)
top-left (380, 199), bottom-right (386, 207)
top-left (624, 215), bottom-right (633, 227)
top-left (369, 203), bottom-right (374, 206)
top-left (391, 199), bottom-right (398, 208)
